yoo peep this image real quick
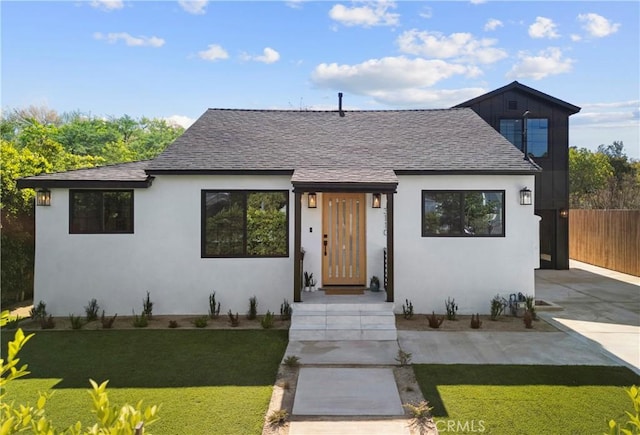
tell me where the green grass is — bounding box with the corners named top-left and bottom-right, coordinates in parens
top-left (2, 329), bottom-right (288, 434)
top-left (414, 364), bottom-right (640, 435)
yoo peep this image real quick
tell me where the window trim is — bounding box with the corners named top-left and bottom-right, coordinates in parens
top-left (201, 189), bottom-right (290, 258)
top-left (421, 190), bottom-right (506, 238)
top-left (69, 189), bottom-right (134, 234)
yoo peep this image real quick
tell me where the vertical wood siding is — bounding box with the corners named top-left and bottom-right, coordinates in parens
top-left (569, 209), bottom-right (640, 277)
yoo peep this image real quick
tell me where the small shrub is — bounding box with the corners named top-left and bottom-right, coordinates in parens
top-left (402, 299), bottom-right (414, 320)
top-left (280, 299), bottom-right (292, 321)
top-left (395, 349), bottom-right (412, 366)
top-left (404, 401), bottom-right (434, 435)
top-left (84, 298), bottom-right (100, 322)
top-left (193, 316), bottom-right (208, 328)
top-left (523, 310), bottom-right (533, 329)
top-left (30, 300), bottom-right (47, 320)
top-left (426, 311), bottom-right (444, 329)
top-left (168, 320), bottom-right (179, 328)
top-left (3, 316), bottom-right (22, 329)
top-left (283, 355), bottom-right (300, 368)
top-left (228, 310), bottom-right (240, 327)
top-left (101, 311), bottom-right (117, 329)
top-left (208, 292), bottom-right (221, 319)
top-left (69, 314), bottom-right (84, 330)
top-left (470, 313), bottom-right (482, 329)
top-left (490, 294), bottom-right (507, 320)
top-left (142, 291), bottom-right (153, 319)
top-left (445, 297), bottom-right (458, 320)
top-left (525, 295), bottom-right (537, 320)
top-left (132, 311), bottom-right (148, 328)
top-left (261, 310), bottom-right (274, 329)
top-left (247, 296), bottom-right (258, 320)
top-left (267, 409), bottom-right (288, 427)
top-left (40, 315), bottom-right (55, 329)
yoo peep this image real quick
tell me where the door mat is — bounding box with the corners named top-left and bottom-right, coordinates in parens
top-left (322, 287), bottom-right (365, 295)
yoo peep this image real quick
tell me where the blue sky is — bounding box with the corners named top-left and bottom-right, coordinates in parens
top-left (2, 1), bottom-right (639, 158)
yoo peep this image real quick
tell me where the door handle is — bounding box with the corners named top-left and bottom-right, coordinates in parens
top-left (323, 234), bottom-right (328, 256)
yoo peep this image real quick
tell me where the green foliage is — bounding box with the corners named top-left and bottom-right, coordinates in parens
top-left (168, 320), bottom-right (179, 329)
top-left (426, 311), bottom-right (444, 329)
top-left (490, 294), bottom-right (506, 320)
top-left (142, 291), bottom-right (153, 320)
top-left (403, 401), bottom-right (435, 435)
top-left (445, 297), bottom-right (458, 321)
top-left (246, 192), bottom-right (288, 256)
top-left (523, 310), bottom-right (534, 329)
top-left (470, 313), bottom-right (482, 329)
top-left (569, 146), bottom-right (614, 207)
top-left (369, 275), bottom-right (380, 291)
top-left (280, 299), bottom-right (292, 321)
top-left (267, 409), bottom-right (288, 427)
top-left (227, 310), bottom-right (240, 327)
top-left (395, 349), bottom-right (413, 366)
top-left (261, 311), bottom-right (274, 329)
top-left (100, 311), bottom-right (117, 329)
top-left (606, 385), bottom-right (640, 435)
top-left (30, 300), bottom-right (47, 321)
top-left (40, 315), bottom-right (55, 330)
top-left (303, 271), bottom-right (314, 288)
top-left (402, 299), bottom-right (414, 320)
top-left (132, 312), bottom-right (148, 328)
top-left (525, 295), bottom-right (537, 320)
top-left (208, 292), bottom-right (221, 319)
top-left (283, 355), bottom-right (300, 368)
top-left (85, 298), bottom-right (100, 322)
top-left (69, 314), bottom-right (84, 330)
top-left (247, 296), bottom-right (258, 320)
top-left (193, 316), bottom-right (208, 328)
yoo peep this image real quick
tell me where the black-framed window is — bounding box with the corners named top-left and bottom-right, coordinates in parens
top-left (70, 190), bottom-right (133, 234)
top-left (422, 190), bottom-right (505, 237)
top-left (499, 118), bottom-right (549, 158)
top-left (202, 190), bottom-right (289, 258)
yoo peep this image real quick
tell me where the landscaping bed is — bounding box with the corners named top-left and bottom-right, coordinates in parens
top-left (396, 314), bottom-right (558, 332)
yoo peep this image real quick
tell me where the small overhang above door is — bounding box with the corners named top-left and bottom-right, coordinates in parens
top-left (291, 168), bottom-right (398, 193)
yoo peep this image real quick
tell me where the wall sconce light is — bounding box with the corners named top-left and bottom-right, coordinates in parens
top-left (372, 193), bottom-right (381, 208)
top-left (307, 192), bottom-right (317, 208)
top-left (519, 187), bottom-right (532, 205)
top-left (559, 209), bottom-right (569, 219)
top-left (36, 189), bottom-right (51, 206)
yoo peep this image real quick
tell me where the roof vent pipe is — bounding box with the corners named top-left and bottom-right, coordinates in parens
top-left (338, 92), bottom-right (345, 117)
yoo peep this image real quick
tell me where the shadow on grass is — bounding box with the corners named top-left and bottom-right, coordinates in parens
top-left (414, 364), bottom-right (639, 417)
top-left (2, 329), bottom-right (288, 389)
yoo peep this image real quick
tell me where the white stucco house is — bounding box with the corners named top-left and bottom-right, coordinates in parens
top-left (18, 103), bottom-right (540, 317)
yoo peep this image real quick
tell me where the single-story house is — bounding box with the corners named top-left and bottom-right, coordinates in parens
top-left (18, 96), bottom-right (542, 316)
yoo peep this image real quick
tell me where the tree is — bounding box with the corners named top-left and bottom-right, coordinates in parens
top-left (568, 147), bottom-right (613, 208)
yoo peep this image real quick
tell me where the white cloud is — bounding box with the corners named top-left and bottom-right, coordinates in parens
top-left (570, 34), bottom-right (582, 42)
top-left (367, 87), bottom-right (487, 107)
top-left (506, 47), bottom-right (573, 80)
top-left (578, 13), bottom-right (621, 38)
top-left (178, 0), bottom-right (208, 15)
top-left (397, 29), bottom-right (507, 64)
top-left (165, 115), bottom-right (195, 129)
top-left (241, 47), bottom-right (281, 64)
top-left (90, 0), bottom-right (123, 11)
top-left (419, 7), bottom-right (432, 19)
top-left (285, 0), bottom-right (305, 9)
top-left (528, 16), bottom-right (560, 39)
top-left (197, 44), bottom-right (229, 61)
top-left (470, 0), bottom-right (486, 4)
top-left (93, 32), bottom-right (165, 47)
top-left (484, 18), bottom-right (503, 32)
top-left (329, 1), bottom-right (399, 27)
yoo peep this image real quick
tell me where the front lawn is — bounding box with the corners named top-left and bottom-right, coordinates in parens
top-left (414, 364), bottom-right (639, 434)
top-left (2, 329), bottom-right (288, 434)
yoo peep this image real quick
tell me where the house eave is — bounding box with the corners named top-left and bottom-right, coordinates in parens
top-left (145, 169), bottom-right (295, 176)
top-left (292, 181), bottom-right (398, 193)
top-left (16, 179), bottom-right (154, 189)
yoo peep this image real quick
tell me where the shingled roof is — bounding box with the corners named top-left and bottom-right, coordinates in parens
top-left (148, 107), bottom-right (538, 174)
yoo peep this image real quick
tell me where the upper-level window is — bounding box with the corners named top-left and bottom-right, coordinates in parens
top-left (499, 118), bottom-right (549, 158)
top-left (202, 190), bottom-right (289, 258)
top-left (70, 190), bottom-right (133, 234)
top-left (422, 190), bottom-right (504, 237)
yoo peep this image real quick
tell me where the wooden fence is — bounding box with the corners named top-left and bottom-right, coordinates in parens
top-left (569, 209), bottom-right (639, 277)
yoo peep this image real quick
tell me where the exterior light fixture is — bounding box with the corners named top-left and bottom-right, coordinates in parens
top-left (372, 193), bottom-right (381, 208)
top-left (519, 187), bottom-right (532, 205)
top-left (36, 189), bottom-right (51, 206)
top-left (307, 192), bottom-right (317, 208)
top-left (560, 209), bottom-right (569, 219)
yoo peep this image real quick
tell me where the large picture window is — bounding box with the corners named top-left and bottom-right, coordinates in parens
top-left (70, 190), bottom-right (133, 234)
top-left (422, 190), bottom-right (504, 237)
top-left (499, 118), bottom-right (549, 158)
top-left (202, 190), bottom-right (289, 257)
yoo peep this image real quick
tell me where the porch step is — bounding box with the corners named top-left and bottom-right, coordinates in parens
top-left (290, 302), bottom-right (397, 341)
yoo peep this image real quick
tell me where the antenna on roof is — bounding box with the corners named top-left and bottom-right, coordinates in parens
top-left (338, 92), bottom-right (345, 117)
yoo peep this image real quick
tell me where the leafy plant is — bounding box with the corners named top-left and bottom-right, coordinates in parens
top-left (69, 314), bottom-right (84, 330)
top-left (208, 292), bottom-right (221, 319)
top-left (142, 291), bottom-right (153, 319)
top-left (470, 313), bottom-right (482, 329)
top-left (193, 316), bottom-right (208, 328)
top-left (85, 298), bottom-right (100, 322)
top-left (445, 297), bottom-right (458, 320)
top-left (168, 320), bottom-right (179, 328)
top-left (403, 401), bottom-right (435, 435)
top-left (2, 315), bottom-right (22, 330)
top-left (490, 294), bottom-right (507, 320)
top-left (523, 310), bottom-right (533, 329)
top-left (30, 300), bottom-right (47, 321)
top-left (606, 385), bottom-right (640, 435)
top-left (525, 295), bottom-right (537, 320)
top-left (261, 310), bottom-right (274, 329)
top-left (40, 315), bottom-right (55, 329)
top-left (280, 299), bottom-right (292, 321)
top-left (132, 311), bottom-right (148, 328)
top-left (369, 275), bottom-right (380, 291)
top-left (267, 409), bottom-right (288, 427)
top-left (395, 349), bottom-right (412, 366)
top-left (402, 299), bottom-right (414, 320)
top-left (426, 311), bottom-right (444, 329)
top-left (228, 310), bottom-right (240, 327)
top-left (303, 271), bottom-right (314, 288)
top-left (283, 355), bottom-right (300, 368)
top-left (247, 296), bottom-right (258, 320)
top-left (101, 310), bottom-right (117, 329)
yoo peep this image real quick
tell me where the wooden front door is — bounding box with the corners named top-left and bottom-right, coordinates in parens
top-left (322, 193), bottom-right (366, 286)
